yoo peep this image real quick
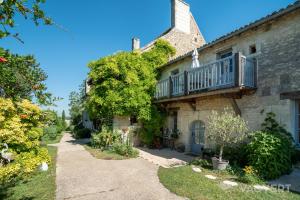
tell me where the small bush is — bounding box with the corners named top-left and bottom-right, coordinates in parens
top-left (111, 143), bottom-right (139, 157)
top-left (237, 166), bottom-right (263, 184)
top-left (91, 127), bottom-right (120, 150)
top-left (43, 125), bottom-right (58, 140)
top-left (190, 159), bottom-right (212, 169)
top-left (246, 112), bottom-right (295, 180)
top-left (75, 128), bottom-right (91, 139)
top-left (221, 145), bottom-right (248, 167)
top-left (292, 149), bottom-right (300, 164)
top-left (246, 131), bottom-right (293, 179)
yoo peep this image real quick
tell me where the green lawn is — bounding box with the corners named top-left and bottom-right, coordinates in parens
top-left (1, 146), bottom-right (57, 200)
top-left (84, 144), bottom-right (138, 160)
top-left (158, 166), bottom-right (300, 200)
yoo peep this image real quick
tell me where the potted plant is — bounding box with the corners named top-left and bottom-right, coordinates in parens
top-left (171, 129), bottom-right (181, 139)
top-left (206, 108), bottom-right (248, 170)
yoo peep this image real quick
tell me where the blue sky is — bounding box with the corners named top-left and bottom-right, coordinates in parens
top-left (0, 0), bottom-right (295, 116)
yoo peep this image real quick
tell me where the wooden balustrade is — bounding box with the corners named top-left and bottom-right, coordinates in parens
top-left (155, 53), bottom-right (256, 100)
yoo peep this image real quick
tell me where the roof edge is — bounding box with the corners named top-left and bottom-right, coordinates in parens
top-left (160, 1), bottom-right (300, 69)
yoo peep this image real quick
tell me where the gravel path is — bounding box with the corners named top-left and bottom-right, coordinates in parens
top-left (56, 133), bottom-right (184, 200)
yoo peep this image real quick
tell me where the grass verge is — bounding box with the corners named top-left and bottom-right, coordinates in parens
top-left (42, 132), bottom-right (64, 144)
top-left (1, 146), bottom-right (57, 200)
top-left (158, 166), bottom-right (300, 200)
top-left (84, 144), bottom-right (138, 160)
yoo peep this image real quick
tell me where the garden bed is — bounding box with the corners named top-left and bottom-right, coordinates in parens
top-left (84, 144), bottom-right (138, 160)
top-left (158, 165), bottom-right (300, 200)
top-left (0, 146), bottom-right (57, 200)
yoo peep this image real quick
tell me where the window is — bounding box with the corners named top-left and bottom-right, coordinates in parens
top-left (249, 44), bottom-right (257, 54)
top-left (296, 101), bottom-right (300, 144)
top-left (219, 51), bottom-right (233, 59)
top-left (171, 69), bottom-right (179, 76)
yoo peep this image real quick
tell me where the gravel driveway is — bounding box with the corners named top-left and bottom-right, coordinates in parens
top-left (56, 133), bottom-right (183, 200)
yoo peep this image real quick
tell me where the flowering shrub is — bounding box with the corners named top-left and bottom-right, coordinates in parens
top-left (0, 98), bottom-right (50, 184)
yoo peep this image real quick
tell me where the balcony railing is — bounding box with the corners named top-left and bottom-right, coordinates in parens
top-left (155, 53), bottom-right (256, 100)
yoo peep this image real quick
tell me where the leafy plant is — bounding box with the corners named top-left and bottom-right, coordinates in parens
top-left (91, 127), bottom-right (121, 150)
top-left (0, 0), bottom-right (52, 40)
top-left (0, 98), bottom-right (50, 185)
top-left (246, 112), bottom-right (295, 179)
top-left (0, 48), bottom-right (55, 105)
top-left (138, 105), bottom-right (166, 146)
top-left (206, 108), bottom-right (248, 162)
top-left (237, 166), bottom-right (263, 184)
top-left (190, 159), bottom-right (212, 169)
top-left (43, 125), bottom-right (58, 140)
top-left (86, 40), bottom-right (175, 122)
top-left (246, 131), bottom-right (293, 179)
top-left (75, 128), bottom-right (91, 139)
top-left (111, 143), bottom-right (139, 158)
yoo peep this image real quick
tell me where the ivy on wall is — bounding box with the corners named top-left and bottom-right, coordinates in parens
top-left (86, 39), bottom-right (176, 122)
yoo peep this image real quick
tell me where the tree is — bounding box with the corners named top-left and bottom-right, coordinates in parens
top-left (0, 48), bottom-right (55, 105)
top-left (61, 110), bottom-right (67, 129)
top-left (0, 0), bottom-right (52, 41)
top-left (206, 108), bottom-right (249, 162)
top-left (68, 82), bottom-right (85, 125)
top-left (87, 39), bottom-right (176, 122)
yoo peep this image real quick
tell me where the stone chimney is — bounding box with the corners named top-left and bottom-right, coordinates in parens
top-left (171, 0), bottom-right (191, 34)
top-left (132, 37), bottom-right (140, 51)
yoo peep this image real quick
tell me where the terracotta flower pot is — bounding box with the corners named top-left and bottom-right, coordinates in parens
top-left (212, 157), bottom-right (229, 170)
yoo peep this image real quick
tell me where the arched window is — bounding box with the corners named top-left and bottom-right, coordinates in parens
top-left (191, 120), bottom-right (205, 145)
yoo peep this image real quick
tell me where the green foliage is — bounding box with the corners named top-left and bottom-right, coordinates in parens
top-left (43, 125), bottom-right (58, 140)
top-left (68, 83), bottom-right (85, 125)
top-left (221, 145), bottom-right (248, 167)
top-left (111, 142), bottom-right (139, 157)
top-left (91, 127), bottom-right (121, 150)
top-left (237, 166), bottom-right (263, 184)
top-left (0, 146), bottom-right (57, 200)
top-left (42, 110), bottom-right (65, 143)
top-left (0, 98), bottom-right (50, 185)
top-left (246, 112), bottom-right (295, 179)
top-left (246, 131), bottom-right (293, 179)
top-left (0, 0), bottom-right (52, 40)
top-left (138, 105), bottom-right (166, 145)
top-left (206, 108), bottom-right (248, 161)
top-left (87, 39), bottom-right (176, 122)
top-left (0, 48), bottom-right (55, 105)
top-left (61, 110), bottom-right (67, 130)
top-left (292, 149), bottom-right (300, 164)
top-left (190, 159), bottom-right (212, 169)
top-left (74, 128), bottom-right (91, 139)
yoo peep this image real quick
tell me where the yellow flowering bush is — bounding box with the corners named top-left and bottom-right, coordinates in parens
top-left (0, 98), bottom-right (50, 184)
top-left (243, 166), bottom-right (255, 175)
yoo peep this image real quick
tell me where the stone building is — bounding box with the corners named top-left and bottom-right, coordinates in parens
top-left (112, 0), bottom-right (206, 132)
top-left (86, 0), bottom-right (300, 154)
top-left (155, 1), bottom-right (300, 154)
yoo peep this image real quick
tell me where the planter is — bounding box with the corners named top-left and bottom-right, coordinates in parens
top-left (212, 157), bottom-right (229, 170)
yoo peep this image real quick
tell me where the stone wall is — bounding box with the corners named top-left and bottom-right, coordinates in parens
top-left (161, 10), bottom-right (300, 151)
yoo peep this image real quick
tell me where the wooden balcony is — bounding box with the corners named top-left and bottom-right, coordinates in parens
top-left (155, 53), bottom-right (257, 103)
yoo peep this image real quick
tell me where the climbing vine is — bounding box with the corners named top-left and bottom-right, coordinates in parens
top-left (87, 39), bottom-right (176, 122)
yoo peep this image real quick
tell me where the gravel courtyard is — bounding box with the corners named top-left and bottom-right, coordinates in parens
top-left (56, 133), bottom-right (184, 200)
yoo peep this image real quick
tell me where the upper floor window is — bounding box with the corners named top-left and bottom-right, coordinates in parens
top-left (249, 44), bottom-right (257, 54)
top-left (171, 69), bottom-right (179, 76)
top-left (217, 49), bottom-right (233, 59)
